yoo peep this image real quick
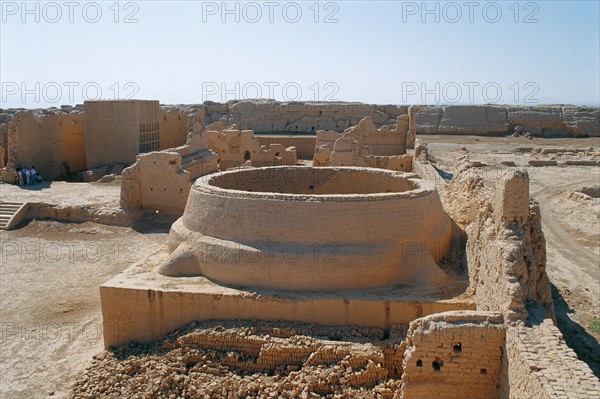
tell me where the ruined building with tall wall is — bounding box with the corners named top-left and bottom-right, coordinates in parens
top-left (84, 100), bottom-right (161, 169)
top-left (1, 100), bottom-right (598, 183)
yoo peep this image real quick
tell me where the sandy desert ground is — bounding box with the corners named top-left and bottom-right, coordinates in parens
top-left (0, 135), bottom-right (598, 398)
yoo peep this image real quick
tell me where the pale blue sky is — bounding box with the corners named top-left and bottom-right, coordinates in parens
top-left (1, 1), bottom-right (599, 107)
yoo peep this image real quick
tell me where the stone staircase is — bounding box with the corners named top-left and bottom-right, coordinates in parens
top-left (0, 201), bottom-right (29, 230)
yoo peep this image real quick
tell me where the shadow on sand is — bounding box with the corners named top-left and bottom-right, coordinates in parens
top-left (12, 181), bottom-right (52, 191)
top-left (551, 283), bottom-right (600, 378)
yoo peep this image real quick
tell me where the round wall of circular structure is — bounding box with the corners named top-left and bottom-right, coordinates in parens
top-left (159, 166), bottom-right (453, 291)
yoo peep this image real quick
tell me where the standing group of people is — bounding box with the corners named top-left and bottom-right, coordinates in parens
top-left (14, 166), bottom-right (42, 186)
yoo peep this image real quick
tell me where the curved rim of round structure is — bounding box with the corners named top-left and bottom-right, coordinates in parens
top-left (193, 166), bottom-right (434, 202)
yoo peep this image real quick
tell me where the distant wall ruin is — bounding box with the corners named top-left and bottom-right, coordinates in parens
top-left (255, 135), bottom-right (316, 159)
top-left (199, 101), bottom-right (599, 137)
top-left (313, 116), bottom-right (412, 171)
top-left (1, 101), bottom-right (597, 183)
top-left (159, 107), bottom-right (193, 150)
top-left (409, 104), bottom-right (599, 137)
top-left (84, 100), bottom-right (160, 170)
top-left (203, 101), bottom-right (407, 134)
top-left (1, 110), bottom-right (85, 181)
top-left (207, 126), bottom-right (296, 170)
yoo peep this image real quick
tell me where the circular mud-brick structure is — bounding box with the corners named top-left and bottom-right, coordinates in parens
top-left (159, 166), bottom-right (453, 291)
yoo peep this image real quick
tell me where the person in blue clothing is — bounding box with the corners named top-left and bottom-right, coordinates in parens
top-left (30, 166), bottom-right (37, 185)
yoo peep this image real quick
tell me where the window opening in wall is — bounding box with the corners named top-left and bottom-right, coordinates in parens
top-left (432, 358), bottom-right (443, 372)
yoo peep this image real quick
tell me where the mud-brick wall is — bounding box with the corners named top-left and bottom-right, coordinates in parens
top-left (120, 151), bottom-right (191, 214)
top-left (466, 169), bottom-right (552, 322)
top-left (400, 311), bottom-right (505, 398)
top-left (160, 108), bottom-right (192, 150)
top-left (84, 100), bottom-right (159, 170)
top-left (4, 111), bottom-right (86, 180)
top-left (409, 105), bottom-right (599, 137)
top-left (499, 319), bottom-right (600, 398)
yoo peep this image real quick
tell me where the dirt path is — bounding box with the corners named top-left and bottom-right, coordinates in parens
top-left (528, 171), bottom-right (600, 375)
top-left (0, 181), bottom-right (121, 208)
top-left (0, 221), bottom-right (168, 399)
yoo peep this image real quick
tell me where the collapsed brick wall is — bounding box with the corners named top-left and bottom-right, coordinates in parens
top-left (178, 328), bottom-right (389, 382)
top-left (255, 135), bottom-right (317, 159)
top-left (413, 149), bottom-right (550, 321)
top-left (411, 140), bottom-right (446, 188)
top-left (73, 321), bottom-right (405, 398)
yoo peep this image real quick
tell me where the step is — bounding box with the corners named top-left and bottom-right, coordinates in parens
top-left (0, 201), bottom-right (29, 230)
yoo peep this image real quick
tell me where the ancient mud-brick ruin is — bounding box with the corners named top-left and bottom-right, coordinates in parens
top-left (206, 126), bottom-right (297, 170)
top-left (1, 100), bottom-right (599, 398)
top-left (313, 115), bottom-right (412, 171)
top-left (84, 100), bottom-right (161, 169)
